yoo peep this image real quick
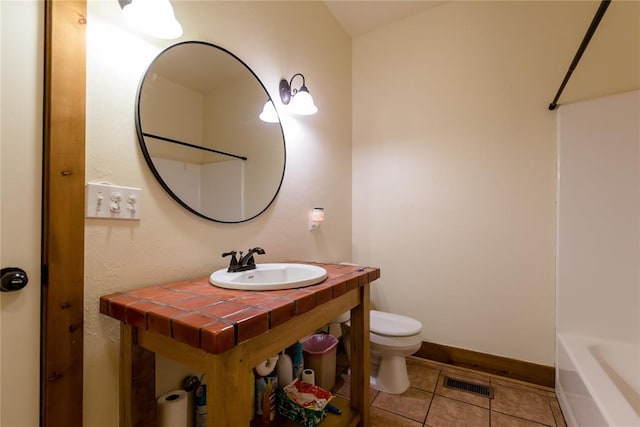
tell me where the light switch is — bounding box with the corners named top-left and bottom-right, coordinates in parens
top-left (86, 183), bottom-right (142, 220)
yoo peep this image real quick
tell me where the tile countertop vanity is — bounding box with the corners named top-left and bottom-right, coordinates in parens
top-left (100, 262), bottom-right (379, 427)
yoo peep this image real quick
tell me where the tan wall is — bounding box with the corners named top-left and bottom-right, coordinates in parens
top-left (85, 2), bottom-right (351, 425)
top-left (352, 0), bottom-right (639, 366)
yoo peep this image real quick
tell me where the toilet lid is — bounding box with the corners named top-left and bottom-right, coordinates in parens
top-left (370, 310), bottom-right (422, 337)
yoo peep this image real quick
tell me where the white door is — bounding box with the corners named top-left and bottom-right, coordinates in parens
top-left (0, 1), bottom-right (43, 426)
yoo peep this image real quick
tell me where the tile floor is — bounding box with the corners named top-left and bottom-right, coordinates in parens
top-left (333, 355), bottom-right (567, 427)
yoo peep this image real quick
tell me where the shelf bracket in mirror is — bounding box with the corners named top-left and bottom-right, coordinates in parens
top-left (143, 132), bottom-right (248, 161)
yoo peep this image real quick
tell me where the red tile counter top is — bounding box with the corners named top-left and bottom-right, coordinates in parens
top-left (100, 262), bottom-right (380, 355)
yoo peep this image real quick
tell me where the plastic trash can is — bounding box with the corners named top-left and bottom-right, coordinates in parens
top-left (301, 334), bottom-right (339, 391)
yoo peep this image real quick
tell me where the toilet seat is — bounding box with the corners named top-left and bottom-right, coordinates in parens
top-left (370, 330), bottom-right (422, 350)
top-left (370, 310), bottom-right (422, 337)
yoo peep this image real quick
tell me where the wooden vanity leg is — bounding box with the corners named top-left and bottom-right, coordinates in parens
top-left (120, 324), bottom-right (156, 427)
top-left (350, 284), bottom-right (370, 426)
top-left (204, 345), bottom-right (252, 427)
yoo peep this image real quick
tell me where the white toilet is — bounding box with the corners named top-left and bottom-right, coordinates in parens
top-left (336, 310), bottom-right (423, 394)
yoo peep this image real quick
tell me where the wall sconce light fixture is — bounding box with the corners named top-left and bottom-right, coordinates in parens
top-left (118, 0), bottom-right (183, 39)
top-left (280, 73), bottom-right (318, 116)
top-left (259, 100), bottom-right (279, 123)
top-left (309, 207), bottom-right (325, 231)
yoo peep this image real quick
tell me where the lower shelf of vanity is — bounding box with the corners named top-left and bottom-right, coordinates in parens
top-left (250, 396), bottom-right (360, 427)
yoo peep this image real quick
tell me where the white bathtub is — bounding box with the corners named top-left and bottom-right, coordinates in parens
top-left (557, 334), bottom-right (640, 427)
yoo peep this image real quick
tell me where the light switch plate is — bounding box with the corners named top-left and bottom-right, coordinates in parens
top-left (86, 183), bottom-right (142, 220)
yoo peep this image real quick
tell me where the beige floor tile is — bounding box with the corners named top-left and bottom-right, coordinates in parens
top-left (548, 397), bottom-right (567, 427)
top-left (370, 406), bottom-right (423, 427)
top-left (425, 395), bottom-right (490, 426)
top-left (435, 370), bottom-right (492, 408)
top-left (333, 372), bottom-right (348, 395)
top-left (491, 411), bottom-right (550, 427)
top-left (407, 358), bottom-right (441, 392)
top-left (334, 372), bottom-right (379, 403)
top-left (336, 351), bottom-right (350, 370)
top-left (492, 384), bottom-right (555, 426)
top-left (372, 387), bottom-right (433, 423)
top-left (407, 356), bottom-right (446, 370)
top-left (336, 357), bottom-right (565, 427)
top-left (490, 376), bottom-right (553, 397)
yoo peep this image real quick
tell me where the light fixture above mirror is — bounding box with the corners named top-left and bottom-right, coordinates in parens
top-left (279, 73), bottom-right (318, 116)
top-left (118, 0), bottom-right (183, 39)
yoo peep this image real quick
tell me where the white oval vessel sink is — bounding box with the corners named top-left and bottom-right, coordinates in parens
top-left (209, 263), bottom-right (328, 291)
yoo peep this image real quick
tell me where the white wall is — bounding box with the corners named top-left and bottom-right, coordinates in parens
top-left (85, 1), bottom-right (351, 426)
top-left (203, 79), bottom-right (284, 219)
top-left (151, 157), bottom-right (203, 209)
top-left (352, 1), bottom-right (639, 366)
top-left (0, 1), bottom-right (43, 426)
top-left (141, 74), bottom-right (204, 146)
top-left (557, 90), bottom-right (640, 344)
top-left (151, 156), bottom-right (246, 219)
top-left (201, 159), bottom-right (244, 220)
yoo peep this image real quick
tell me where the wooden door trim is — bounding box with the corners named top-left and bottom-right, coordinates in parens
top-left (42, 1), bottom-right (86, 425)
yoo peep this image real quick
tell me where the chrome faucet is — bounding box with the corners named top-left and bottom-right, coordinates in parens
top-left (222, 247), bottom-right (265, 272)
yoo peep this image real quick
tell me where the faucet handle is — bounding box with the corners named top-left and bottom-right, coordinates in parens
top-left (222, 250), bottom-right (237, 260)
top-left (222, 251), bottom-right (239, 271)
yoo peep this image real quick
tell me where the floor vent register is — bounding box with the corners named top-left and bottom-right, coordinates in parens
top-left (443, 376), bottom-right (494, 399)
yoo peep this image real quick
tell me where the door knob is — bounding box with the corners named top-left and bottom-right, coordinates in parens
top-left (1, 267), bottom-right (28, 292)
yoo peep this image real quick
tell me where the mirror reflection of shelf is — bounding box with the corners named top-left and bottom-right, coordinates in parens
top-left (136, 41), bottom-right (285, 223)
top-left (143, 132), bottom-right (247, 161)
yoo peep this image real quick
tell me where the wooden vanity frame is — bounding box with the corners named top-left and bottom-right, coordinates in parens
top-left (119, 283), bottom-right (371, 427)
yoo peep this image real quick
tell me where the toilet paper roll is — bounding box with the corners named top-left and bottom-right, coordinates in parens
top-left (157, 390), bottom-right (189, 427)
top-left (301, 368), bottom-right (315, 385)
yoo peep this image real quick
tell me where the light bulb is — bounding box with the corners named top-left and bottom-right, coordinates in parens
top-left (259, 100), bottom-right (279, 123)
top-left (122, 0), bottom-right (183, 39)
top-left (290, 89), bottom-right (318, 116)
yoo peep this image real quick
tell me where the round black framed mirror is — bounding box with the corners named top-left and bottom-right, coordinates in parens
top-left (135, 41), bottom-right (285, 223)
